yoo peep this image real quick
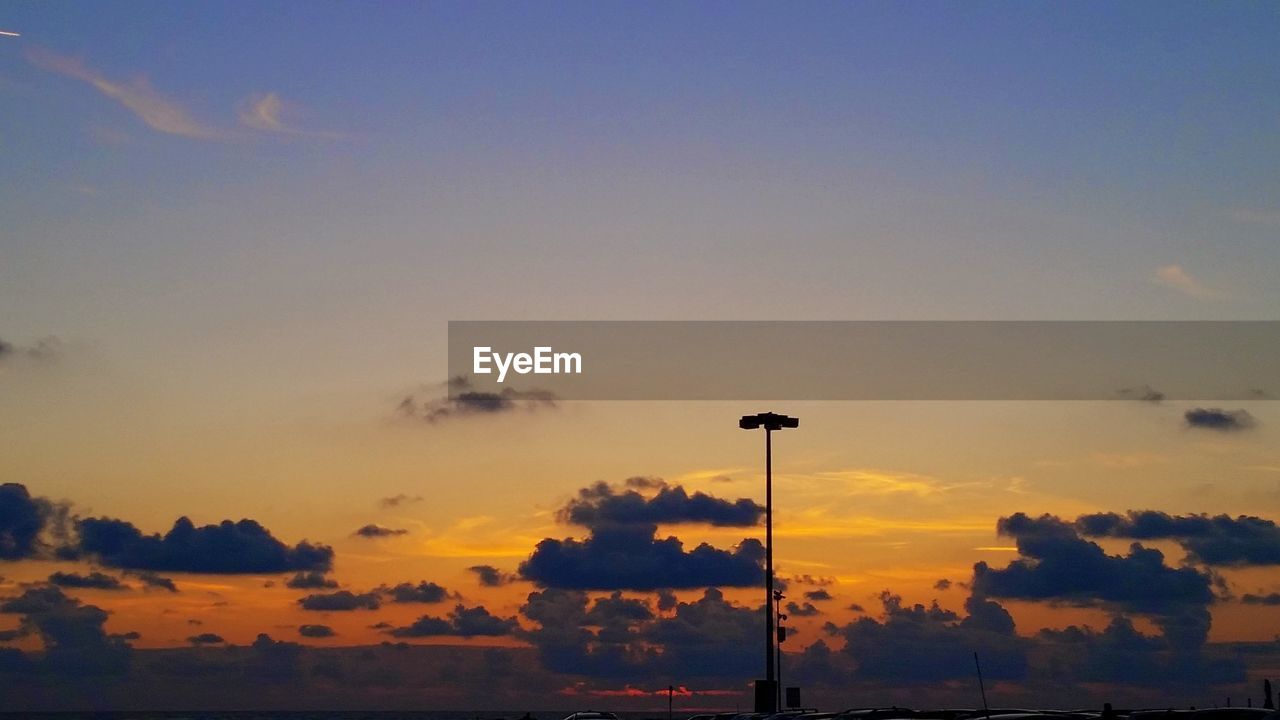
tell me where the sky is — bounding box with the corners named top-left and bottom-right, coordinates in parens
top-left (1, 1), bottom-right (1279, 712)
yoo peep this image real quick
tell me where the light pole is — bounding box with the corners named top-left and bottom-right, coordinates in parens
top-left (776, 594), bottom-right (787, 711)
top-left (739, 411), bottom-right (799, 714)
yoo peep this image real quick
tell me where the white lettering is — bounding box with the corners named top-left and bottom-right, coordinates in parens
top-left (472, 346), bottom-right (583, 383)
top-left (473, 347), bottom-right (492, 375)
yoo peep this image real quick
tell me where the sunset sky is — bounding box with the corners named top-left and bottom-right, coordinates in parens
top-left (2, 2), bottom-right (1279, 712)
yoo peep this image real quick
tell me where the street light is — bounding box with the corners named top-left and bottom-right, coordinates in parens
top-left (739, 411), bottom-right (799, 714)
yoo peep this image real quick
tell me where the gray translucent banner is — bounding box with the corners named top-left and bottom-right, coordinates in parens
top-left (448, 321), bottom-right (1278, 401)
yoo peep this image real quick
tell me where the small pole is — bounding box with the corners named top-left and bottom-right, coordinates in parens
top-left (668, 684), bottom-right (674, 720)
top-left (973, 652), bottom-right (991, 720)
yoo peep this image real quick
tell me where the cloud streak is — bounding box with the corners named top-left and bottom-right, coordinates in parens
top-left (237, 92), bottom-right (343, 138)
top-left (1154, 264), bottom-right (1214, 299)
top-left (28, 48), bottom-right (222, 140)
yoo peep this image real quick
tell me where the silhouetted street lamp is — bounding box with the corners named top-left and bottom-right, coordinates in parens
top-left (739, 411), bottom-right (799, 713)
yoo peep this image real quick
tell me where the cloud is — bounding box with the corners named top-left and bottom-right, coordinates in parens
top-left (521, 587), bottom-right (759, 679)
top-left (27, 48), bottom-right (221, 140)
top-left (74, 516), bottom-right (333, 574)
top-left (933, 579), bottom-right (952, 591)
top-left (0, 585), bottom-right (133, 675)
top-left (397, 377), bottom-right (557, 424)
top-left (519, 523), bottom-right (763, 590)
top-left (1037, 616), bottom-right (1243, 684)
top-left (784, 573), bottom-right (835, 587)
top-left (784, 601), bottom-right (821, 617)
top-left (285, 571), bottom-right (338, 590)
top-left (1184, 408), bottom-right (1256, 432)
top-left (297, 590), bottom-right (381, 612)
top-left (804, 589), bottom-right (833, 601)
top-left (298, 624), bottom-right (336, 638)
top-left (1240, 592), bottom-right (1280, 605)
top-left (353, 524), bottom-right (409, 539)
top-left (974, 512), bottom-right (1218, 650)
top-left (978, 513), bottom-right (1217, 613)
top-left (125, 570), bottom-right (179, 593)
top-left (381, 581), bottom-right (454, 604)
top-left (558, 480), bottom-right (764, 530)
top-left (467, 564), bottom-right (515, 587)
top-left (1076, 510), bottom-right (1280, 566)
top-left (1117, 385), bottom-right (1165, 403)
top-left (824, 591), bottom-right (1027, 682)
top-left (0, 483), bottom-right (56, 560)
top-left (48, 571), bottom-right (126, 591)
top-left (237, 92), bottom-right (342, 138)
top-left (0, 336), bottom-right (62, 364)
top-left (249, 633), bottom-right (303, 681)
top-left (386, 604), bottom-right (519, 638)
top-left (379, 494), bottom-right (423, 509)
top-left (187, 633), bottom-right (225, 646)
top-left (1154, 264), bottom-right (1214, 299)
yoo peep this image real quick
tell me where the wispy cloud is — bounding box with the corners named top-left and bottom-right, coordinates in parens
top-left (27, 48), bottom-right (222, 140)
top-left (238, 92), bottom-right (343, 139)
top-left (1154, 264), bottom-right (1214, 299)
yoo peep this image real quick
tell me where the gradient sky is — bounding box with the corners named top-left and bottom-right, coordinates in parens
top-left (1, 1), bottom-right (1279, 711)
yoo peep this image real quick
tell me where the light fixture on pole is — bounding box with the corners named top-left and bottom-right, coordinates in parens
top-left (739, 411), bottom-right (798, 714)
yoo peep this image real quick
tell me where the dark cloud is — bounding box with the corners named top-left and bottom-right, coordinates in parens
top-left (76, 516), bottom-right (333, 574)
top-left (1184, 407), bottom-right (1256, 431)
top-left (397, 377), bottom-right (557, 424)
top-left (249, 633), bottom-right (303, 681)
top-left (386, 604), bottom-right (519, 638)
top-left (285, 571), bottom-right (338, 589)
top-left (785, 574), bottom-right (835, 587)
top-left (48, 571), bottom-right (125, 591)
top-left (467, 564), bottom-right (515, 587)
top-left (1241, 592), bottom-right (1280, 605)
top-left (825, 591), bottom-right (1027, 682)
top-left (1118, 385), bottom-right (1165, 402)
top-left (298, 624), bottom-right (336, 638)
top-left (0, 336), bottom-right (62, 364)
top-left (381, 581), bottom-right (453, 604)
top-left (975, 512), bottom-right (1219, 651)
top-left (1075, 510), bottom-right (1280, 566)
top-left (804, 589), bottom-right (832, 601)
top-left (519, 523), bottom-right (763, 590)
top-left (656, 589), bottom-right (677, 612)
top-left (784, 601), bottom-right (821, 617)
top-left (297, 590), bottom-right (381, 611)
top-left (520, 587), bottom-right (758, 679)
top-left (126, 570), bottom-right (178, 592)
top-left (933, 579), bottom-right (952, 591)
top-left (1037, 616), bottom-right (1243, 684)
top-left (353, 524), bottom-right (409, 539)
top-left (0, 585), bottom-right (75, 614)
top-left (187, 633), bottom-right (225, 645)
top-left (379, 494), bottom-right (423, 509)
top-left (0, 585), bottom-right (133, 675)
top-left (559, 480), bottom-right (763, 529)
top-left (0, 483), bottom-right (57, 560)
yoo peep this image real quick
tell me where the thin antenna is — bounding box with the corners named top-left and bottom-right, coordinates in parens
top-left (973, 652), bottom-right (991, 720)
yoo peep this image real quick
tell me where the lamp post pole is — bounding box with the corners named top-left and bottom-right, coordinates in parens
top-left (740, 412), bottom-right (798, 715)
top-left (765, 425), bottom-right (774, 699)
